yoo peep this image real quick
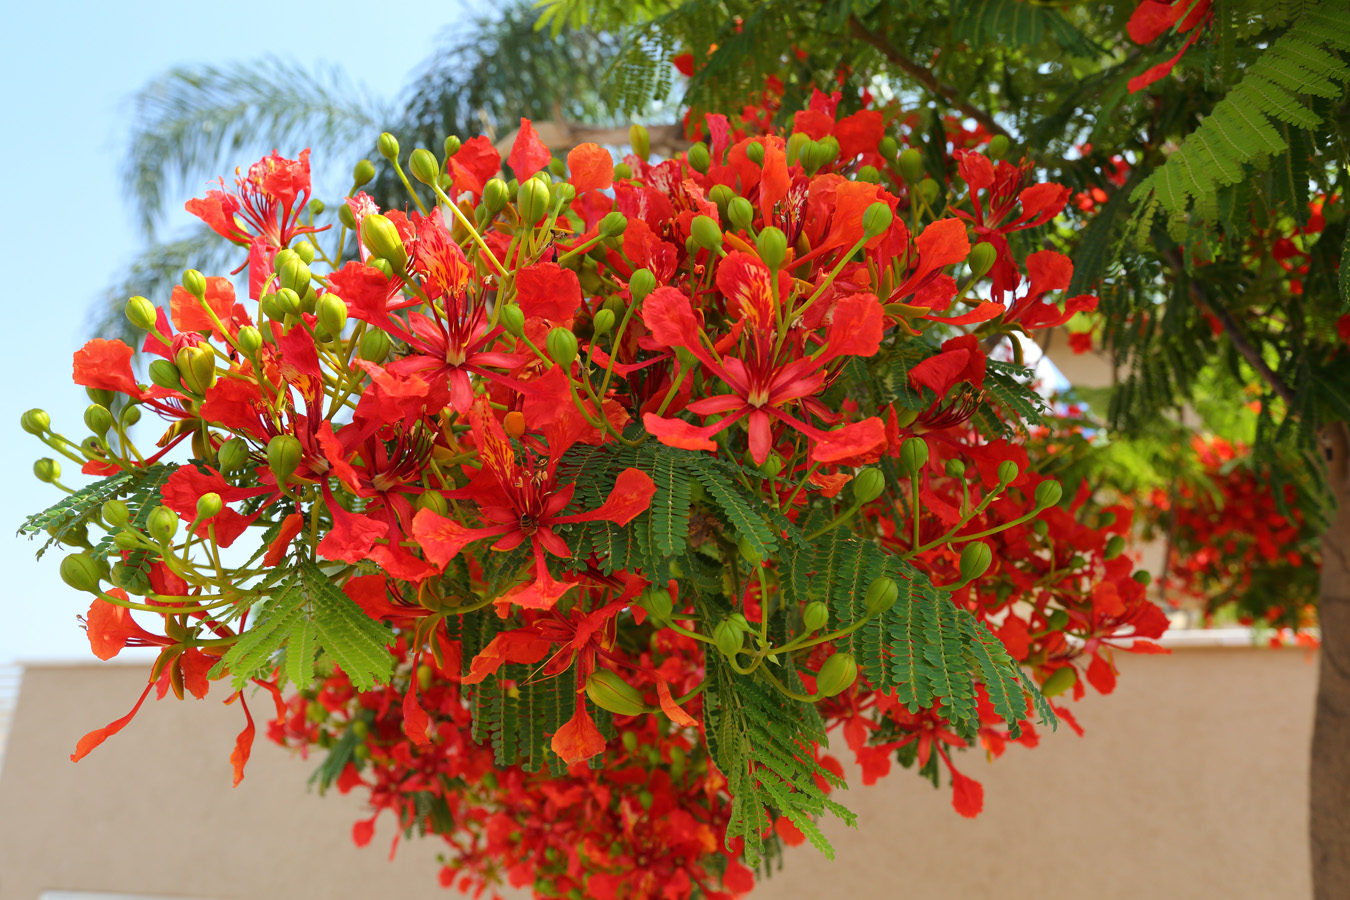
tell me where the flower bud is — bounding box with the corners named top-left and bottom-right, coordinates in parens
top-left (898, 437), bottom-right (929, 475)
top-left (181, 269), bottom-right (207, 299)
top-left (803, 601), bottom-right (829, 633)
top-left (359, 327), bottom-right (393, 362)
top-left (585, 669), bottom-right (648, 716)
top-left (786, 131), bottom-right (810, 166)
top-left (745, 141), bottom-right (765, 165)
top-left (987, 134), bottom-right (1011, 161)
top-left (33, 458), bottom-right (60, 483)
top-left (294, 240), bottom-right (316, 264)
top-left (338, 203), bottom-right (358, 229)
top-left (1046, 609), bottom-right (1070, 632)
top-left (958, 542), bottom-right (993, 583)
top-left (592, 308), bottom-right (615, 336)
top-left (148, 359), bottom-right (183, 391)
top-left (120, 405), bottom-right (142, 429)
top-left (727, 197), bottom-right (754, 232)
top-left (737, 536), bottom-right (762, 567)
top-left (639, 587), bottom-right (673, 625)
top-left (81, 436), bottom-right (106, 460)
top-left (686, 142), bottom-right (711, 173)
top-left (714, 618), bottom-right (744, 659)
top-left (113, 531), bottom-right (142, 551)
top-left (862, 202), bottom-right (893, 238)
top-left (1133, 569), bottom-right (1153, 586)
top-left (498, 304), bottom-right (525, 336)
top-left (546, 327), bottom-right (578, 368)
top-left (997, 460), bottom-right (1019, 484)
top-left (482, 178), bottom-right (510, 217)
top-left (410, 148), bottom-right (440, 185)
top-left (84, 404), bottom-right (113, 437)
top-left (1033, 479), bottom-right (1063, 509)
top-left (709, 183), bottom-right (736, 218)
top-left (267, 434), bottom-right (304, 484)
top-left (317, 294), bottom-right (348, 338)
top-left (968, 242), bottom-right (997, 279)
top-left (1041, 666), bottom-right (1076, 698)
top-left (21, 408), bottom-right (50, 435)
top-left (691, 215), bottom-right (722, 250)
top-left (864, 576), bottom-right (899, 616)
top-left (236, 325), bottom-right (263, 356)
top-left (125, 295), bottom-right (157, 331)
top-left (309, 197), bottom-right (326, 215)
top-left (599, 211), bottom-right (627, 237)
top-left (196, 492), bottom-right (223, 521)
top-left (414, 490), bottom-right (449, 517)
top-left (629, 269), bottom-right (657, 303)
top-left (353, 159), bottom-right (376, 187)
top-left (86, 387), bottom-right (115, 408)
top-left (816, 652), bottom-right (858, 697)
top-left (278, 256), bottom-right (312, 293)
top-left (945, 459), bottom-right (966, 478)
top-left (756, 227), bottom-right (787, 269)
top-left (176, 346), bottom-right (217, 394)
top-left (629, 124), bottom-right (650, 160)
top-left (362, 214), bottom-right (408, 271)
top-left (759, 452), bottom-right (784, 477)
top-left (856, 165), bottom-right (881, 184)
top-left (377, 132), bottom-right (400, 162)
top-left (852, 468), bottom-right (885, 504)
top-left (101, 499), bottom-right (131, 528)
top-left (918, 178), bottom-right (940, 204)
top-left (879, 136), bottom-right (899, 159)
top-left (1105, 535), bottom-right (1127, 560)
top-left (1031, 519), bottom-right (1049, 537)
top-left (218, 438), bottom-right (249, 473)
top-left (147, 505), bottom-right (179, 544)
top-left (60, 553), bottom-right (103, 593)
top-left (898, 148), bottom-right (924, 184)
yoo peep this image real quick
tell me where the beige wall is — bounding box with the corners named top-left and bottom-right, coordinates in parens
top-left (0, 647), bottom-right (1318, 900)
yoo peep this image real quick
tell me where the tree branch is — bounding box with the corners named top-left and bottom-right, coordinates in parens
top-left (847, 17), bottom-right (1010, 140)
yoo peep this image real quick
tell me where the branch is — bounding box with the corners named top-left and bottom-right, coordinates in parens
top-left (847, 17), bottom-right (1010, 140)
top-left (1162, 249), bottom-right (1296, 407)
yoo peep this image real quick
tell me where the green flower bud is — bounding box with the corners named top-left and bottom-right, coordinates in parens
top-left (592, 308), bottom-right (616, 336)
top-left (308, 198), bottom-right (325, 216)
top-left (714, 618), bottom-right (744, 659)
top-left (21, 408), bottom-right (51, 435)
top-left (338, 204), bottom-right (358, 230)
top-left (621, 730), bottom-right (639, 754)
top-left (687, 142), bottom-right (711, 173)
top-left (353, 159), bottom-right (376, 187)
top-left (276, 287), bottom-right (303, 317)
top-left (218, 438), bottom-right (250, 473)
top-left (236, 325), bottom-right (263, 356)
top-left (998, 460), bottom-right (1019, 484)
top-left (586, 669), bottom-right (648, 717)
top-left (410, 148), bottom-right (440, 185)
top-left (414, 490), bottom-right (449, 517)
top-left (945, 459), bottom-right (966, 478)
top-left (377, 132), bottom-right (400, 162)
top-left (1040, 665), bottom-right (1077, 698)
top-left (482, 178), bottom-right (510, 218)
top-left (614, 162), bottom-right (633, 181)
top-left (84, 404), bottom-right (113, 437)
top-left (856, 165), bottom-right (881, 184)
top-left (639, 587), bottom-right (673, 626)
top-left (1031, 519), bottom-right (1049, 538)
top-left (816, 652), bottom-right (858, 697)
top-left (120, 405), bottom-right (141, 428)
top-left (803, 601), bottom-right (829, 633)
top-left (968, 242), bottom-right (997, 279)
top-left (517, 176), bottom-right (551, 226)
top-left (786, 131), bottom-right (810, 167)
top-left (1046, 609), bottom-right (1070, 632)
top-left (33, 458), bottom-right (60, 483)
top-left (759, 452), bottom-right (784, 477)
top-left (745, 141), bottom-right (765, 166)
top-left (81, 436), bottom-right (106, 460)
top-left (691, 215), bottom-right (722, 250)
top-left (879, 136), bottom-right (899, 159)
top-left (709, 183), bottom-right (736, 217)
top-left (864, 576), bottom-right (899, 616)
top-left (546, 327), bottom-right (578, 368)
top-left (196, 492), bottom-right (223, 521)
top-left (1033, 479), bottom-right (1063, 509)
top-left (987, 135), bottom-right (1011, 161)
top-left (852, 468), bottom-right (885, 504)
top-left (125, 295), bottom-right (157, 331)
top-left (730, 612), bottom-right (750, 631)
top-left (629, 124), bottom-right (650, 160)
top-left (727, 196), bottom-right (754, 232)
top-left (600, 211), bottom-right (628, 237)
top-left (113, 530), bottom-right (142, 551)
top-left (443, 135), bottom-right (462, 158)
top-left (629, 269), bottom-right (656, 303)
top-left (361, 215), bottom-right (407, 271)
top-left (86, 387), bottom-right (115, 408)
top-left (294, 240), bottom-right (316, 265)
top-left (498, 305), bottom-right (525, 337)
top-left (176, 346), bottom-right (217, 394)
top-left (102, 499), bottom-right (130, 528)
top-left (279, 257), bottom-right (312, 294)
top-left (1099, 511), bottom-right (1118, 528)
top-left (148, 359), bottom-right (182, 391)
top-left (317, 294), bottom-right (348, 339)
top-left (181, 269), bottom-right (207, 298)
top-left (147, 506), bottom-right (179, 544)
top-left (1104, 535), bottom-right (1127, 560)
top-left (898, 148), bottom-right (924, 184)
top-left (918, 178), bottom-right (940, 204)
top-left (959, 542), bottom-right (993, 584)
top-left (756, 227), bottom-right (787, 269)
top-left (899, 437), bottom-right (929, 475)
top-left (267, 434), bottom-right (304, 484)
top-left (360, 327), bottom-right (393, 362)
top-left (1133, 569), bottom-right (1153, 586)
top-left (60, 553), bottom-right (103, 593)
top-left (737, 536), bottom-right (762, 567)
top-left (862, 202), bottom-right (893, 238)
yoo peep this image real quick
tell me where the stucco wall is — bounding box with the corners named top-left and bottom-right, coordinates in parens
top-left (0, 647), bottom-right (1318, 900)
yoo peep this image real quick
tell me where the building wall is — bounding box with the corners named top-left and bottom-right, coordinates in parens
top-left (0, 647), bottom-right (1318, 900)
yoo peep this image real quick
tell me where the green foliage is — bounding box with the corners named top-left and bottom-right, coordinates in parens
top-left (19, 464), bottom-right (177, 560)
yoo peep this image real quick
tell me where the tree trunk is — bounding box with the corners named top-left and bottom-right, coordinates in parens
top-left (1312, 421), bottom-right (1350, 898)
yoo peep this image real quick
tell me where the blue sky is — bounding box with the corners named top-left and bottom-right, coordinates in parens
top-left (0, 0), bottom-right (478, 665)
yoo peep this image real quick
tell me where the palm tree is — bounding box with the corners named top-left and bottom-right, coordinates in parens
top-left (97, 1), bottom-right (623, 341)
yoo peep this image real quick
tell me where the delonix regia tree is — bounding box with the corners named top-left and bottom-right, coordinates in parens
top-left (531, 0), bottom-right (1350, 893)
